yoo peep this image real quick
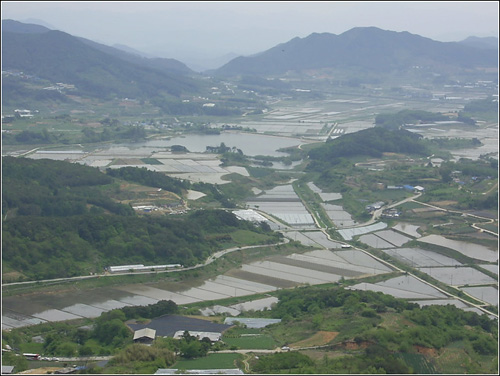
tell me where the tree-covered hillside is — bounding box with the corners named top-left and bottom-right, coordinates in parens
top-left (2, 29), bottom-right (200, 99)
top-left (307, 127), bottom-right (428, 171)
top-left (2, 157), bottom-right (279, 281)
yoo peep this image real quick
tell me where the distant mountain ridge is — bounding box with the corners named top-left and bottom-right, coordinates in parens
top-left (458, 36), bottom-right (499, 50)
top-left (1, 19), bottom-right (198, 99)
top-left (214, 27), bottom-right (498, 76)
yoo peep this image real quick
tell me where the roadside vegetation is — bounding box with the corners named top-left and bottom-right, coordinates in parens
top-left (2, 286), bottom-right (496, 374)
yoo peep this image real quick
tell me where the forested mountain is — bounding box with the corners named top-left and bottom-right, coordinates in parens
top-left (214, 27), bottom-right (498, 76)
top-left (1, 20), bottom-right (200, 99)
top-left (2, 157), bottom-right (278, 280)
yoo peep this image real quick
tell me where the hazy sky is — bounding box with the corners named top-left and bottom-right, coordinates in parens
top-left (2, 1), bottom-right (499, 68)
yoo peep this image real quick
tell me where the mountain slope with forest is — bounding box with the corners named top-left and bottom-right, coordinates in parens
top-left (1, 20), bottom-right (200, 99)
top-left (214, 27), bottom-right (498, 76)
top-left (1, 157), bottom-right (279, 281)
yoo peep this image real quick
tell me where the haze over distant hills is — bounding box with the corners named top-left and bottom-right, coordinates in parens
top-left (2, 19), bottom-right (199, 99)
top-left (214, 27), bottom-right (498, 77)
top-left (2, 19), bottom-right (498, 102)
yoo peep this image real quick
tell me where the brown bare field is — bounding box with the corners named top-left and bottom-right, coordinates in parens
top-left (291, 331), bottom-right (339, 348)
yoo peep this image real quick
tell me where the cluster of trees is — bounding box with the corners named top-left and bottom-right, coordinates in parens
top-left (307, 127), bottom-right (428, 171)
top-left (2, 208), bottom-right (268, 279)
top-left (151, 97), bottom-right (242, 117)
top-left (249, 285), bottom-right (497, 373)
top-left (2, 124), bottom-right (147, 146)
top-left (439, 157), bottom-right (498, 180)
top-left (375, 110), bottom-right (450, 129)
top-left (5, 129), bottom-right (59, 144)
top-left (462, 96), bottom-right (498, 115)
top-left (120, 300), bottom-right (178, 320)
top-left (270, 286), bottom-right (417, 322)
top-left (253, 345), bottom-right (411, 374)
top-left (2, 157), bottom-right (278, 280)
top-left (81, 125), bottom-right (146, 143)
top-left (2, 157), bottom-right (131, 217)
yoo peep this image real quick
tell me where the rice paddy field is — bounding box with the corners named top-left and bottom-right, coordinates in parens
top-left (417, 235), bottom-right (498, 262)
top-left (1, 249), bottom-right (393, 330)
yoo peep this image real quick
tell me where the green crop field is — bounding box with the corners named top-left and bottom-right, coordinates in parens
top-left (172, 353), bottom-right (242, 370)
top-left (222, 334), bottom-right (278, 350)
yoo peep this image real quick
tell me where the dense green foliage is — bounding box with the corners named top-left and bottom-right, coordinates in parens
top-left (270, 286), bottom-right (418, 321)
top-left (307, 127), bottom-right (428, 171)
top-left (462, 96), bottom-right (499, 116)
top-left (375, 110), bottom-right (449, 129)
top-left (2, 157), bottom-right (278, 280)
top-left (2, 157), bottom-right (132, 217)
top-left (2, 208), bottom-right (272, 279)
top-left (120, 300), bottom-right (179, 321)
top-left (251, 286), bottom-right (498, 374)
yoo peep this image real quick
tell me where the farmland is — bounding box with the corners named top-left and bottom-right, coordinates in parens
top-left (2, 72), bottom-right (498, 374)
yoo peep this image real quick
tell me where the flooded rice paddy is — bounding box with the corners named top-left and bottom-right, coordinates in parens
top-left (3, 99), bottom-right (498, 328)
top-left (2, 248), bottom-right (393, 330)
top-left (417, 234), bottom-right (498, 262)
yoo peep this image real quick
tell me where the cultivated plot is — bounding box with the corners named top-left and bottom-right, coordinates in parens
top-left (240, 262), bottom-right (338, 285)
top-left (392, 223), bottom-right (421, 238)
top-left (119, 295), bottom-right (160, 306)
top-left (417, 235), bottom-right (498, 262)
top-left (2, 311), bottom-right (46, 330)
top-left (321, 203), bottom-right (356, 227)
top-left (32, 309), bottom-right (84, 322)
top-left (289, 249), bottom-right (392, 274)
top-left (349, 274), bottom-right (448, 300)
top-left (417, 267), bottom-right (497, 286)
top-left (303, 231), bottom-right (344, 248)
top-left (381, 248), bottom-right (463, 267)
top-left (115, 285), bottom-right (201, 305)
top-left (338, 222), bottom-right (388, 240)
top-left (461, 286), bottom-right (498, 306)
top-left (374, 230), bottom-right (412, 247)
top-left (285, 231), bottom-right (324, 247)
top-left (478, 264), bottom-right (499, 275)
top-left (212, 275), bottom-right (278, 293)
top-left (247, 185), bottom-right (315, 227)
top-left (307, 182), bottom-right (342, 201)
top-left (358, 233), bottom-right (395, 248)
top-left (61, 303), bottom-right (106, 318)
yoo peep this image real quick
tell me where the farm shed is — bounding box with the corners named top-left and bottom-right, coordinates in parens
top-left (127, 314), bottom-right (232, 337)
top-left (133, 328), bottom-right (156, 344)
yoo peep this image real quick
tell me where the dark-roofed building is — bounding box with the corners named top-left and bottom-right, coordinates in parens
top-left (127, 315), bottom-right (232, 338)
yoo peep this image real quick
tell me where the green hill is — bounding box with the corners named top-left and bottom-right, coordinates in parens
top-left (2, 21), bottom-right (200, 99)
top-left (307, 127), bottom-right (428, 170)
top-left (2, 157), bottom-right (278, 281)
top-left (215, 27), bottom-right (498, 76)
